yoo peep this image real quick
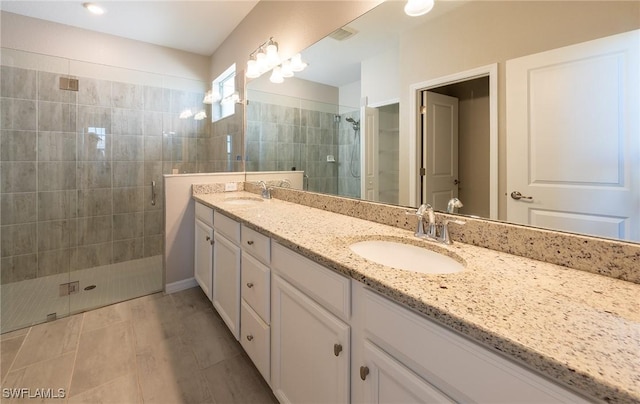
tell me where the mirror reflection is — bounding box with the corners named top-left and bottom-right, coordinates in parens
top-left (244, 0), bottom-right (639, 243)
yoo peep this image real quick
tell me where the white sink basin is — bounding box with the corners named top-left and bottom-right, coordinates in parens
top-left (349, 240), bottom-right (464, 274)
top-left (223, 197), bottom-right (263, 205)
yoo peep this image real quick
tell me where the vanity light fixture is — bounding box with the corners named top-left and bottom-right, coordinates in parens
top-left (179, 109), bottom-right (193, 119)
top-left (194, 111), bottom-right (207, 121)
top-left (404, 0), bottom-right (434, 16)
top-left (202, 90), bottom-right (214, 105)
top-left (83, 2), bottom-right (105, 15)
top-left (245, 37), bottom-right (307, 83)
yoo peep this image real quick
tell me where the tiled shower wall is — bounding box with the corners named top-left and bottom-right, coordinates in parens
top-left (0, 59), bottom-right (213, 285)
top-left (337, 109), bottom-right (361, 199)
top-left (246, 99), bottom-right (339, 195)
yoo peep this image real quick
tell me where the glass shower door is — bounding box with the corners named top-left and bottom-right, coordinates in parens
top-left (1, 49), bottom-right (74, 333)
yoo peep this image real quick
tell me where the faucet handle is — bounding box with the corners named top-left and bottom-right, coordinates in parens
top-left (439, 218), bottom-right (465, 244)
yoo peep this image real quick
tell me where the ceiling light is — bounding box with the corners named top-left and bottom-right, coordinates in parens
top-left (404, 0), bottom-right (434, 17)
top-left (83, 2), bottom-right (105, 15)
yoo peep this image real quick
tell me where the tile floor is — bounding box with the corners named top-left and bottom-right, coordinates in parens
top-left (0, 287), bottom-right (278, 403)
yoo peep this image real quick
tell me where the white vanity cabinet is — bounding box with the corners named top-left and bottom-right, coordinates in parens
top-left (240, 224), bottom-right (271, 383)
top-left (194, 203), bottom-right (214, 301)
top-left (271, 242), bottom-right (351, 404)
top-left (213, 211), bottom-right (241, 340)
top-left (351, 282), bottom-right (590, 404)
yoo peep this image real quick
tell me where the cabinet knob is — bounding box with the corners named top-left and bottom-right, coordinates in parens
top-left (333, 343), bottom-right (343, 357)
top-left (360, 366), bottom-right (369, 381)
top-left (246, 282), bottom-right (254, 288)
top-left (247, 240), bottom-right (254, 245)
top-left (246, 335), bottom-right (254, 341)
top-left (205, 236), bottom-right (211, 241)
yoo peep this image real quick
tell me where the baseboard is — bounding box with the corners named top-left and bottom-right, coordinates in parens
top-left (165, 277), bottom-right (198, 294)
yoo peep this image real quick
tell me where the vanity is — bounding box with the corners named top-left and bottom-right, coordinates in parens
top-left (191, 188), bottom-right (640, 404)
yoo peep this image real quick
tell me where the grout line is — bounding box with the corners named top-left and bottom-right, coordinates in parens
top-left (1, 326), bottom-right (31, 386)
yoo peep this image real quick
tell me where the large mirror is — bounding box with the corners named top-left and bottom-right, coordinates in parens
top-left (245, 0), bottom-right (640, 243)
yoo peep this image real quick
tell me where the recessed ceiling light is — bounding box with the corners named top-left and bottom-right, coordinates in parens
top-left (83, 2), bottom-right (105, 15)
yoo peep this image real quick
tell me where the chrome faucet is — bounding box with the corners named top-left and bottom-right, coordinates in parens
top-left (279, 179), bottom-right (291, 188)
top-left (447, 198), bottom-right (463, 213)
top-left (410, 204), bottom-right (437, 240)
top-left (438, 219), bottom-right (466, 245)
top-left (257, 181), bottom-right (271, 199)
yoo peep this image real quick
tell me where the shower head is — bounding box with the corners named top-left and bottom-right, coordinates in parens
top-left (345, 117), bottom-right (360, 131)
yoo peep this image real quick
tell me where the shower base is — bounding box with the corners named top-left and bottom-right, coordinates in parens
top-left (0, 255), bottom-right (163, 334)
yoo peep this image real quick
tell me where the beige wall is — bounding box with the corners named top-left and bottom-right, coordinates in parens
top-left (398, 1), bottom-right (640, 213)
top-left (210, 1), bottom-right (383, 81)
top-left (0, 12), bottom-right (210, 81)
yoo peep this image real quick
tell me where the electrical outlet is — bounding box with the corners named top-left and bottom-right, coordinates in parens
top-left (225, 182), bottom-right (238, 192)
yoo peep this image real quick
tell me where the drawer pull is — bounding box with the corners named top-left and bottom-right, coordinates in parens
top-left (333, 343), bottom-right (343, 357)
top-left (246, 334), bottom-right (254, 341)
top-left (247, 240), bottom-right (254, 245)
top-left (360, 366), bottom-right (369, 381)
top-left (246, 282), bottom-right (254, 288)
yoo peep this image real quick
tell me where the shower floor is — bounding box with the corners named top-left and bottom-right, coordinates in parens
top-left (0, 255), bottom-right (163, 334)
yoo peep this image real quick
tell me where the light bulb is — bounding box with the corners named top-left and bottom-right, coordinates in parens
top-left (281, 60), bottom-right (294, 78)
top-left (194, 111), bottom-right (207, 121)
top-left (290, 53), bottom-right (307, 72)
top-left (179, 109), bottom-right (193, 119)
top-left (404, 0), bottom-right (434, 17)
top-left (83, 2), bottom-right (105, 15)
top-left (266, 43), bottom-right (280, 68)
top-left (255, 51), bottom-right (268, 73)
top-left (202, 90), bottom-right (213, 105)
top-left (270, 66), bottom-right (284, 84)
top-left (246, 59), bottom-right (261, 78)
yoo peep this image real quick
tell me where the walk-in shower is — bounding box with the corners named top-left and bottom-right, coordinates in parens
top-left (0, 48), bottom-right (210, 333)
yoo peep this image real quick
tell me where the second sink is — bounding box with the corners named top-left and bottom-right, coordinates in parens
top-left (349, 240), bottom-right (464, 274)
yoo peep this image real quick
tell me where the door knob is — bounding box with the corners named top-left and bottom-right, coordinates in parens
top-left (510, 191), bottom-right (533, 200)
top-left (360, 366), bottom-right (370, 381)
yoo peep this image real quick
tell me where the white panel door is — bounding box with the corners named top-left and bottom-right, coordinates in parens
top-left (422, 91), bottom-right (459, 211)
top-left (271, 274), bottom-right (350, 404)
top-left (361, 340), bottom-right (453, 404)
top-left (194, 219), bottom-right (213, 301)
top-left (506, 30), bottom-right (639, 241)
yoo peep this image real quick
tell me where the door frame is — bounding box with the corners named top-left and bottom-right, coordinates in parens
top-left (408, 64), bottom-right (498, 219)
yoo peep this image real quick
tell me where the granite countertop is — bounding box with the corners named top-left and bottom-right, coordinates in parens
top-left (193, 191), bottom-right (640, 403)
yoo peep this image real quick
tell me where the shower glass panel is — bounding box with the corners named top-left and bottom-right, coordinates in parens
top-left (245, 88), bottom-right (360, 197)
top-left (1, 48), bottom-right (210, 333)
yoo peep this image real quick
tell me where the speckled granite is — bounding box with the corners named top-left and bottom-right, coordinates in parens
top-left (266, 187), bottom-right (640, 285)
top-left (192, 182), bottom-right (245, 195)
top-left (194, 191), bottom-right (640, 403)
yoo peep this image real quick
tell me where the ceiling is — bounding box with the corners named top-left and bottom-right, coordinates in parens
top-left (0, 1), bottom-right (259, 56)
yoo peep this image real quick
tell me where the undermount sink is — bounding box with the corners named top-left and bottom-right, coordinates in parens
top-left (223, 196), bottom-right (264, 205)
top-left (349, 240), bottom-right (464, 274)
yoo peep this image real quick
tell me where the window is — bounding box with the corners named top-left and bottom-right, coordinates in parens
top-left (212, 64), bottom-right (236, 122)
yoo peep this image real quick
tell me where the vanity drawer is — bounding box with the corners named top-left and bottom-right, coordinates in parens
top-left (214, 211), bottom-right (240, 244)
top-left (241, 300), bottom-right (270, 383)
top-left (241, 224), bottom-right (270, 264)
top-left (271, 242), bottom-right (350, 322)
top-left (195, 202), bottom-right (213, 227)
top-left (242, 251), bottom-right (270, 323)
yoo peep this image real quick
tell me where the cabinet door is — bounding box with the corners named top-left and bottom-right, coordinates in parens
top-left (361, 340), bottom-right (453, 404)
top-left (271, 274), bottom-right (350, 404)
top-left (213, 232), bottom-right (241, 340)
top-left (194, 219), bottom-right (213, 301)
